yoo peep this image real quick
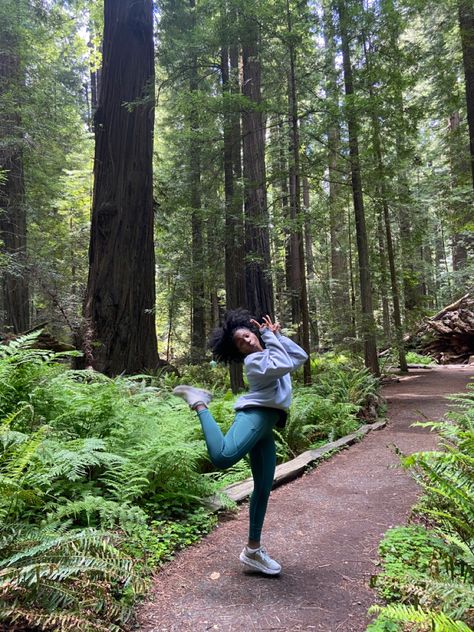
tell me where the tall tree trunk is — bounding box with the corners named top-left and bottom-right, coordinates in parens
top-left (448, 111), bottom-right (471, 272)
top-left (241, 15), bottom-right (274, 317)
top-left (302, 177), bottom-right (314, 276)
top-left (376, 209), bottom-right (391, 342)
top-left (382, 0), bottom-right (421, 323)
top-left (286, 0), bottom-right (311, 383)
top-left (336, 0), bottom-right (379, 375)
top-left (361, 23), bottom-right (407, 371)
top-left (87, 30), bottom-right (101, 132)
top-left (268, 117), bottom-right (289, 323)
top-left (0, 9), bottom-right (29, 333)
top-left (221, 24), bottom-right (245, 391)
top-left (85, 0), bottom-right (158, 375)
top-left (323, 0), bottom-right (351, 344)
top-left (459, 0), bottom-right (474, 188)
top-left (189, 0), bottom-right (206, 362)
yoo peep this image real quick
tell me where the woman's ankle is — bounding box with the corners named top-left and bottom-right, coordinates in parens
top-left (247, 540), bottom-right (260, 550)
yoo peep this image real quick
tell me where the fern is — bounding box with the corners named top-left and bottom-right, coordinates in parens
top-left (0, 525), bottom-right (143, 632)
top-left (368, 604), bottom-right (472, 631)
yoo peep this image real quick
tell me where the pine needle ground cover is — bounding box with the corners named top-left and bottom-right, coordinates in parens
top-left (0, 335), bottom-right (382, 631)
top-left (367, 382), bottom-right (474, 632)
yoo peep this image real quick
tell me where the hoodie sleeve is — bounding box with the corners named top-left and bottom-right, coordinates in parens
top-left (275, 333), bottom-right (308, 369)
top-left (244, 328), bottom-right (307, 381)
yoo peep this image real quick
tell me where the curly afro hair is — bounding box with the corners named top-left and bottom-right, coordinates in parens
top-left (209, 308), bottom-right (262, 364)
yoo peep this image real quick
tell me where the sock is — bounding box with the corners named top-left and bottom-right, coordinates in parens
top-left (246, 545), bottom-right (261, 553)
top-left (191, 401), bottom-right (208, 410)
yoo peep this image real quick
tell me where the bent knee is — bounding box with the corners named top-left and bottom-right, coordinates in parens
top-left (209, 452), bottom-right (239, 469)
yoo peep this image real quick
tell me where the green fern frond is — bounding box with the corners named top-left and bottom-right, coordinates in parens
top-left (368, 604), bottom-right (472, 631)
top-left (48, 496), bottom-right (148, 529)
top-left (0, 526), bottom-right (143, 631)
top-left (0, 331), bottom-right (43, 357)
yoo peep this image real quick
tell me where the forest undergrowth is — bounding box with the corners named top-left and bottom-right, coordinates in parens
top-left (367, 382), bottom-right (474, 632)
top-left (0, 333), bottom-right (382, 632)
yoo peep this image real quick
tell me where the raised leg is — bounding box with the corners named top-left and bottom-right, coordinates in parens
top-left (196, 407), bottom-right (278, 470)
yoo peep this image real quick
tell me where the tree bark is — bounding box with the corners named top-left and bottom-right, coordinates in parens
top-left (241, 15), bottom-right (274, 318)
top-left (0, 10), bottom-right (29, 333)
top-left (286, 0), bottom-right (311, 383)
top-left (458, 0), bottom-right (474, 188)
top-left (85, 0), bottom-right (158, 375)
top-left (336, 0), bottom-right (379, 375)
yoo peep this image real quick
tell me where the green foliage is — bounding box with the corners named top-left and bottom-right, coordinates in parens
top-left (0, 525), bottom-right (143, 632)
top-left (401, 389), bottom-right (474, 544)
top-left (122, 507), bottom-right (217, 571)
top-left (0, 335), bottom-right (217, 629)
top-left (368, 383), bottom-right (474, 630)
top-left (178, 363), bottom-right (231, 394)
top-left (371, 526), bottom-right (446, 602)
top-left (367, 604), bottom-right (472, 632)
top-left (278, 391), bottom-right (359, 458)
top-left (0, 323), bottom-right (385, 628)
top-left (405, 352), bottom-right (436, 366)
top-left (308, 354), bottom-right (381, 411)
top-left (0, 331), bottom-right (80, 421)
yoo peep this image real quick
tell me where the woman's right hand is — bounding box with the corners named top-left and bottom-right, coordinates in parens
top-left (250, 315), bottom-right (281, 334)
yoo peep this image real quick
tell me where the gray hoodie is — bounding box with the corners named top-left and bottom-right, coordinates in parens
top-left (234, 328), bottom-right (308, 412)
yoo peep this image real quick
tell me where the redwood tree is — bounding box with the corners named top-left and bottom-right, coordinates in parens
top-left (336, 0), bottom-right (379, 375)
top-left (241, 12), bottom-right (274, 317)
top-left (85, 0), bottom-right (158, 375)
top-left (458, 0), bottom-right (474, 189)
top-left (0, 2), bottom-right (29, 333)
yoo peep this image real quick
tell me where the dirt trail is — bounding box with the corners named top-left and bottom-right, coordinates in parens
top-left (135, 365), bottom-right (474, 632)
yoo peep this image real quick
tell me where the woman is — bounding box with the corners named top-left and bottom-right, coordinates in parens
top-left (173, 310), bottom-right (308, 575)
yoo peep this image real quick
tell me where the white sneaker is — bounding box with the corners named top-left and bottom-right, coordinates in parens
top-left (239, 546), bottom-right (282, 575)
top-left (172, 385), bottom-right (213, 409)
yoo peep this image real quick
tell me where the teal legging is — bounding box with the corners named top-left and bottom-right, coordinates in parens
top-left (197, 406), bottom-right (279, 542)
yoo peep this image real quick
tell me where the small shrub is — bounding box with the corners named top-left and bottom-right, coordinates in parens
top-left (372, 526), bottom-right (445, 601)
top-left (122, 507), bottom-right (217, 570)
top-left (405, 351), bottom-right (435, 365)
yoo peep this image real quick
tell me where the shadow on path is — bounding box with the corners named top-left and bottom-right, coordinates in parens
top-left (135, 365), bottom-right (474, 632)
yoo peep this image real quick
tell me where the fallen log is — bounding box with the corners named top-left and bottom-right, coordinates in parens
top-left (406, 294), bottom-right (474, 364)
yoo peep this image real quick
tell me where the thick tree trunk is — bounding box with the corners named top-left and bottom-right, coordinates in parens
top-left (336, 0), bottom-right (379, 375)
top-left (0, 16), bottom-right (29, 333)
top-left (85, 0), bottom-right (158, 375)
top-left (241, 16), bottom-right (274, 317)
top-left (286, 0), bottom-right (311, 383)
top-left (459, 0), bottom-right (474, 188)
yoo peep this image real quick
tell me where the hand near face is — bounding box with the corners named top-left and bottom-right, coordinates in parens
top-left (250, 315), bottom-right (281, 334)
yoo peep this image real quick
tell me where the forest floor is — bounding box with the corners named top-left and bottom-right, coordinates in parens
top-left (134, 364), bottom-right (474, 632)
